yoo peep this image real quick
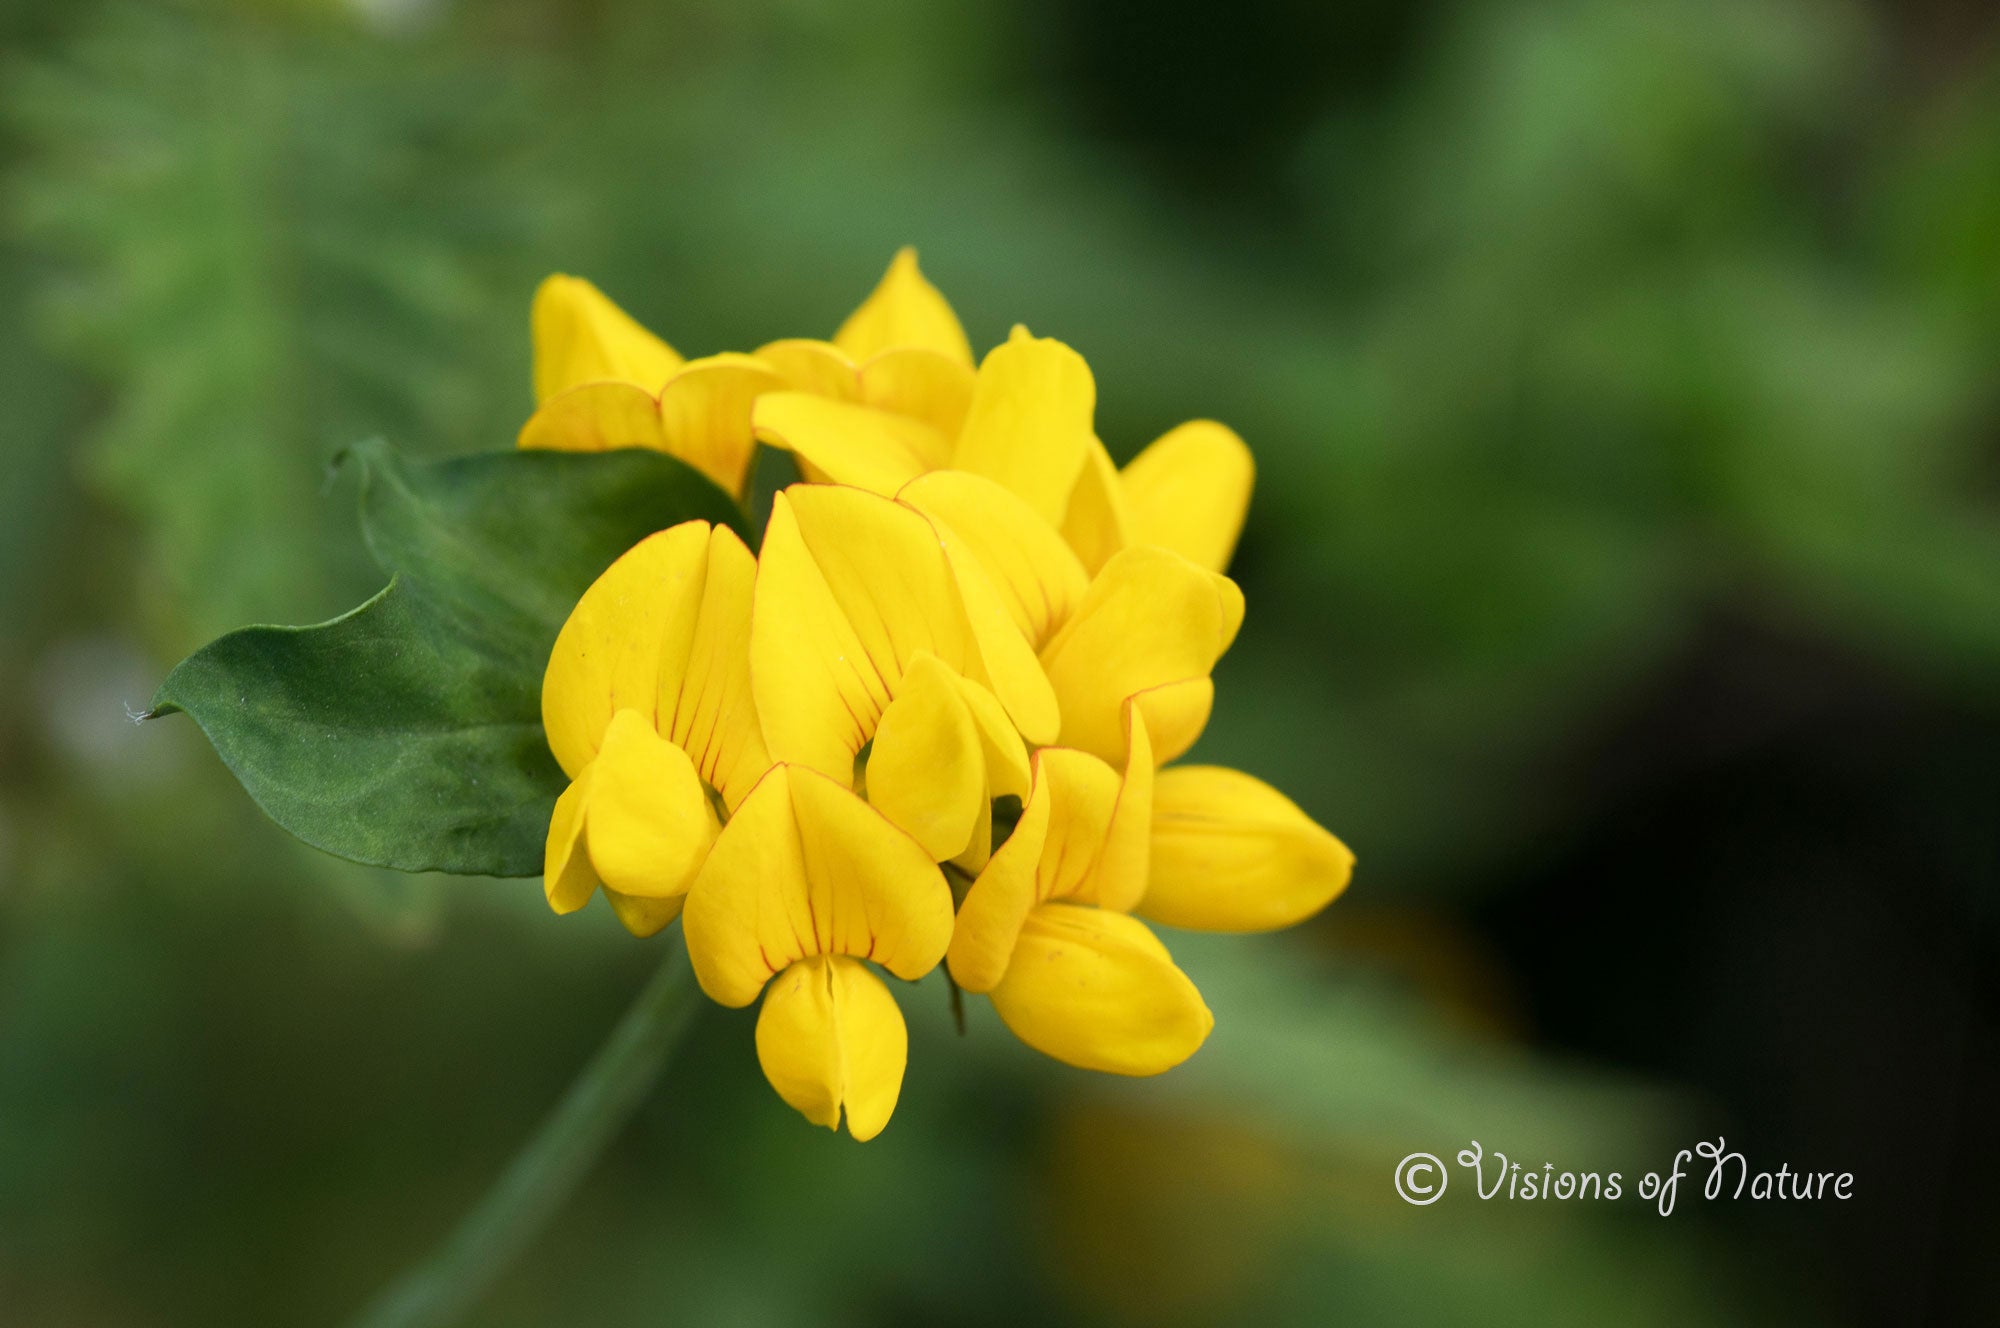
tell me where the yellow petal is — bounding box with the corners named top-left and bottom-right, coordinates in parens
top-left (833, 247), bottom-right (973, 368)
top-left (941, 671), bottom-right (1032, 878)
top-left (946, 738), bottom-right (1143, 992)
top-left (584, 709), bottom-right (719, 901)
top-left (656, 353), bottom-right (788, 495)
top-left (540, 713), bottom-right (720, 934)
top-left (683, 764), bottom-right (952, 1008)
top-left (1138, 766), bottom-right (1354, 933)
top-left (749, 487), bottom-right (974, 783)
top-left (945, 767), bottom-right (1048, 992)
top-left (951, 326), bottom-right (1096, 527)
top-left (1092, 705), bottom-right (1154, 914)
top-left (753, 338), bottom-right (861, 400)
top-left (898, 470), bottom-right (1088, 649)
top-left (752, 392), bottom-right (945, 497)
top-left (1060, 437), bottom-right (1134, 576)
top-left (748, 491), bottom-right (885, 782)
top-left (1039, 545), bottom-right (1242, 765)
top-left (603, 889), bottom-right (685, 939)
top-left (859, 346), bottom-right (976, 439)
top-left (988, 903), bottom-right (1213, 1076)
top-left (683, 770), bottom-right (807, 1006)
top-left (864, 653), bottom-right (985, 862)
top-left (1034, 749), bottom-right (1128, 905)
top-left (1130, 676), bottom-right (1214, 768)
top-left (953, 790), bottom-right (997, 878)
top-left (1216, 574), bottom-right (1245, 653)
top-left (542, 523), bottom-right (767, 808)
top-left (933, 512), bottom-right (1062, 746)
top-left (657, 525), bottom-right (770, 812)
top-left (543, 770), bottom-right (600, 915)
top-left (532, 274), bottom-right (682, 402)
top-left (747, 483), bottom-right (1056, 756)
top-left (1119, 421), bottom-right (1255, 573)
top-left (542, 523), bottom-right (711, 779)
top-left (892, 473), bottom-right (1067, 745)
top-left (517, 381), bottom-right (667, 454)
top-left (952, 670), bottom-right (1032, 802)
top-left (755, 955), bottom-right (908, 1141)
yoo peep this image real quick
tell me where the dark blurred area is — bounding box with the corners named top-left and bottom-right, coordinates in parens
top-left (2, 0), bottom-right (1996, 1324)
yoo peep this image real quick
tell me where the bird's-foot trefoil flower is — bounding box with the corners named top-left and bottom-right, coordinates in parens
top-left (946, 706), bottom-right (1217, 1075)
top-left (749, 482), bottom-right (1053, 861)
top-left (681, 763), bottom-right (953, 1141)
top-left (540, 520), bottom-right (767, 937)
top-left (751, 252), bottom-right (1258, 576)
top-left (518, 250), bottom-right (1255, 576)
top-left (754, 245), bottom-right (978, 447)
top-left (518, 249), bottom-right (977, 499)
top-left (524, 249), bottom-right (1353, 1140)
top-left (521, 276), bottom-right (787, 496)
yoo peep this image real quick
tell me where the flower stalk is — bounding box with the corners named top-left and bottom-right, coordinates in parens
top-left (347, 943), bottom-right (702, 1328)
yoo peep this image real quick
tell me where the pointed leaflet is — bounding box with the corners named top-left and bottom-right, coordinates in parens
top-left (148, 440), bottom-right (749, 876)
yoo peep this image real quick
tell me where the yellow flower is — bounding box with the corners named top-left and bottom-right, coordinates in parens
top-left (754, 254), bottom-right (1257, 577)
top-left (682, 763), bottom-right (952, 1141)
top-left (899, 468), bottom-right (1237, 765)
top-left (518, 252), bottom-right (1255, 579)
top-left (521, 275), bottom-right (786, 496)
top-left (529, 273), bottom-right (683, 402)
top-left (518, 249), bottom-right (974, 499)
top-left (921, 486), bottom-right (1348, 1070)
top-left (885, 442), bottom-right (1350, 938)
top-left (756, 323), bottom-right (1093, 524)
top-left (748, 482), bottom-right (1050, 868)
top-left (540, 520), bottom-right (767, 937)
top-left (529, 251), bottom-right (1351, 1139)
top-left (753, 246), bottom-right (979, 445)
top-left (946, 707), bottom-right (1216, 1075)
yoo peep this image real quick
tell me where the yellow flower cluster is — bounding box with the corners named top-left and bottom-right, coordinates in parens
top-left (529, 251), bottom-right (1353, 1140)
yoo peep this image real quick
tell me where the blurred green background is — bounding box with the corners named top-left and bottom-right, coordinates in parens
top-left (3, 0), bottom-right (1996, 1324)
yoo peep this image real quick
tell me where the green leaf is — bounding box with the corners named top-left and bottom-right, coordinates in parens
top-left (149, 441), bottom-right (750, 877)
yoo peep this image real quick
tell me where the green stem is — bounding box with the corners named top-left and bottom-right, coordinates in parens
top-left (347, 942), bottom-right (702, 1328)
